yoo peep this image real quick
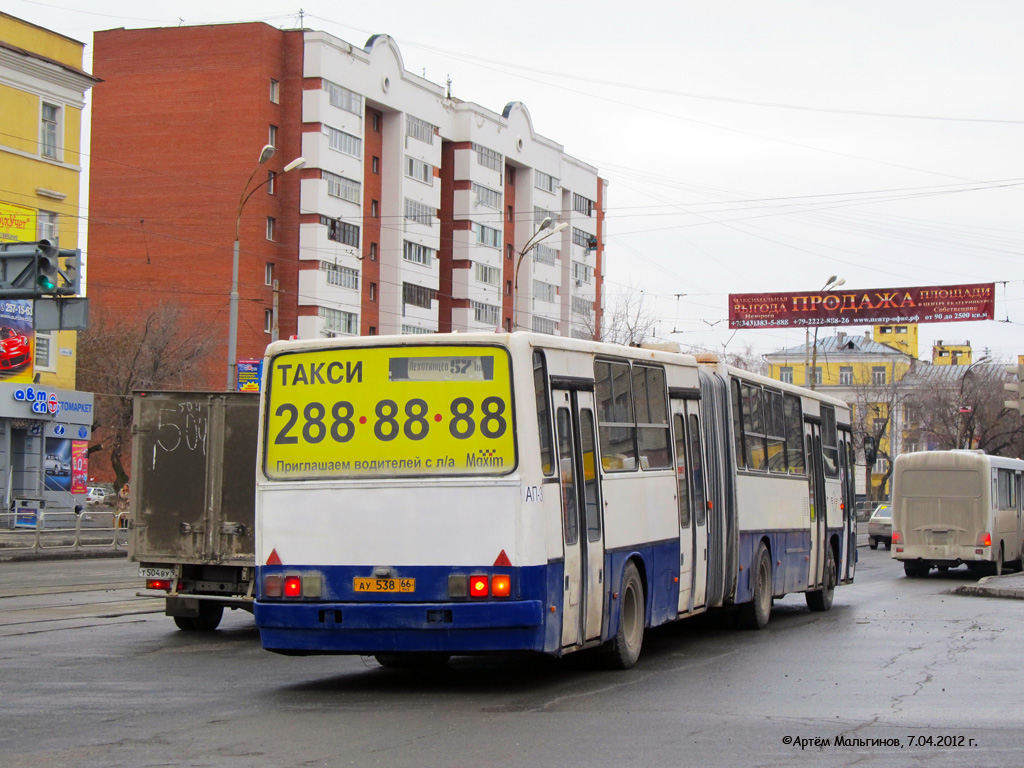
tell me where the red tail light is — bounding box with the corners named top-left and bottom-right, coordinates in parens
top-left (469, 575), bottom-right (489, 597)
top-left (284, 576), bottom-right (302, 597)
top-left (147, 579), bottom-right (172, 591)
top-left (491, 574), bottom-right (511, 598)
top-left (891, 530), bottom-right (903, 545)
top-left (976, 532), bottom-right (992, 547)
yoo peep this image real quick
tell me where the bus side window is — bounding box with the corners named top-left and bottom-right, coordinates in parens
top-left (556, 407), bottom-right (578, 545)
top-left (580, 409), bottom-right (602, 542)
top-left (534, 351), bottom-right (554, 476)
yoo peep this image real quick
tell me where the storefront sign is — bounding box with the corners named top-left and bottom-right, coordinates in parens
top-left (728, 282), bottom-right (995, 329)
top-left (0, 202), bottom-right (35, 245)
top-left (13, 386), bottom-right (59, 416)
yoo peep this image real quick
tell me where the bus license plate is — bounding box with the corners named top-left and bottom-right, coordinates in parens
top-left (354, 578), bottom-right (415, 593)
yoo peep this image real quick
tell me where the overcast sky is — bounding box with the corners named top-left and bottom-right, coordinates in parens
top-left (11, 0), bottom-right (1024, 362)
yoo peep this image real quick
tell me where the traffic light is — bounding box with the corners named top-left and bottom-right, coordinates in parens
top-left (1004, 364), bottom-right (1024, 414)
top-left (0, 240), bottom-right (80, 297)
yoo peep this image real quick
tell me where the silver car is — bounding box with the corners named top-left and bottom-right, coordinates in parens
top-left (868, 503), bottom-right (892, 549)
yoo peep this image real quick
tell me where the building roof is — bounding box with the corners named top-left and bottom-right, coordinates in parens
top-left (901, 362), bottom-right (1008, 387)
top-left (764, 331), bottom-right (911, 362)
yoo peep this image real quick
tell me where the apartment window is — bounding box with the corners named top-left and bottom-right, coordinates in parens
top-left (472, 301), bottom-right (500, 326)
top-left (571, 296), bottom-right (591, 315)
top-left (780, 367), bottom-right (793, 384)
top-left (506, 244), bottom-right (514, 260)
top-left (325, 125), bottom-right (362, 157)
top-left (533, 280), bottom-right (557, 303)
top-left (267, 171), bottom-right (276, 195)
top-left (320, 215), bottom-right (360, 247)
top-left (534, 170), bottom-right (558, 194)
top-left (472, 183), bottom-right (501, 209)
top-left (472, 143), bottom-right (502, 172)
top-left (372, 156), bottom-right (380, 174)
top-left (572, 227), bottom-right (595, 249)
top-left (269, 124), bottom-right (278, 147)
top-left (266, 217), bottom-right (275, 241)
top-left (265, 263), bottom-right (273, 286)
top-left (403, 240), bottom-right (433, 266)
top-left (37, 211), bottom-right (58, 241)
top-left (879, 326), bottom-right (893, 334)
top-left (369, 242), bottom-right (378, 261)
top-left (506, 166), bottom-right (515, 186)
top-left (319, 306), bottom-right (358, 335)
top-left (406, 115), bottom-right (435, 144)
top-left (369, 282), bottom-right (377, 301)
top-left (321, 261), bottom-right (359, 289)
top-left (369, 326), bottom-right (377, 336)
top-left (535, 207), bottom-right (556, 226)
top-left (534, 244), bottom-right (557, 266)
top-left (475, 262), bottom-right (501, 286)
top-left (269, 79), bottom-right (280, 103)
top-left (839, 366), bottom-right (853, 385)
top-left (372, 113), bottom-right (381, 132)
top-left (896, 326), bottom-right (907, 333)
top-left (532, 316), bottom-right (557, 335)
top-left (572, 262), bottom-right (593, 284)
top-left (41, 103), bottom-right (59, 159)
top-left (322, 171), bottom-right (361, 203)
top-left (573, 193), bottom-right (595, 217)
top-left (34, 332), bottom-right (53, 371)
top-left (264, 310), bottom-right (273, 333)
top-left (403, 282), bottom-right (435, 310)
top-left (371, 200), bottom-right (379, 218)
top-left (873, 456), bottom-right (888, 475)
top-left (812, 367), bottom-right (822, 386)
top-left (404, 198), bottom-right (435, 226)
top-left (323, 80), bottom-right (363, 115)
top-left (474, 223), bottom-right (501, 249)
top-left (872, 366), bottom-right (886, 385)
top-left (405, 156), bottom-right (434, 185)
top-left (507, 205), bottom-right (514, 223)
top-left (402, 324), bottom-right (433, 335)
top-left (506, 280), bottom-right (512, 296)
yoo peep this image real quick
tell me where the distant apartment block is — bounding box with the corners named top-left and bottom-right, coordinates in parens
top-left (89, 23), bottom-right (606, 389)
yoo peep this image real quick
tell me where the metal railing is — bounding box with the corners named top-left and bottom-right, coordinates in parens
top-left (0, 507), bottom-right (129, 555)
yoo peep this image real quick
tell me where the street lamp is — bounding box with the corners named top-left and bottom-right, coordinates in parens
top-left (957, 356), bottom-right (992, 449)
top-left (805, 275), bottom-right (845, 391)
top-left (226, 146), bottom-right (305, 390)
top-left (513, 217), bottom-right (569, 330)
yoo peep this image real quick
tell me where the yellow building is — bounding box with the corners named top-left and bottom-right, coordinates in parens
top-left (763, 326), bottom-right (918, 502)
top-left (932, 339), bottom-right (972, 366)
top-left (0, 13), bottom-right (96, 389)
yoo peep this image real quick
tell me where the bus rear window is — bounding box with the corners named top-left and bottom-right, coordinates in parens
top-left (263, 345), bottom-right (516, 479)
top-left (900, 469), bottom-right (981, 498)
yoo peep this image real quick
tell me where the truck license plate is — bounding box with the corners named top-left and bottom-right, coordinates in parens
top-left (139, 567), bottom-right (175, 580)
top-left (353, 578), bottom-right (415, 593)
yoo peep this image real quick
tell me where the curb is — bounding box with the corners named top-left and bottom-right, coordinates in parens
top-left (950, 574), bottom-right (1024, 600)
top-left (0, 549), bottom-right (128, 563)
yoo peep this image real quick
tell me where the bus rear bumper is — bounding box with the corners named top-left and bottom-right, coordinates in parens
top-left (254, 599), bottom-right (547, 654)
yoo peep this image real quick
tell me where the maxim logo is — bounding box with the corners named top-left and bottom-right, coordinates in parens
top-left (466, 449), bottom-right (504, 468)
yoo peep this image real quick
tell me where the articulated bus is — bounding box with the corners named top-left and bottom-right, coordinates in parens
top-left (892, 450), bottom-right (1024, 578)
top-left (253, 332), bottom-right (855, 669)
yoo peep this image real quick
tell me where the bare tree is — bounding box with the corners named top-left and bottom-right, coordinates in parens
top-left (904, 366), bottom-right (1024, 457)
top-left (77, 303), bottom-right (212, 491)
top-left (579, 287), bottom-right (658, 346)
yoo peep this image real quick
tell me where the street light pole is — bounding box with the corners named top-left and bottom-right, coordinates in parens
top-left (513, 218), bottom-right (569, 330)
top-left (226, 147), bottom-right (305, 390)
top-left (805, 275), bottom-right (845, 391)
top-left (957, 357), bottom-right (991, 449)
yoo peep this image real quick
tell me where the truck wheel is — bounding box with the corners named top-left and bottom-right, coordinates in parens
top-left (191, 603), bottom-right (224, 631)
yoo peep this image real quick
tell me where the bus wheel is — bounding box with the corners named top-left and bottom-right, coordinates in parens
top-left (806, 546), bottom-right (836, 612)
top-left (740, 542), bottom-right (772, 630)
top-left (605, 561), bottom-right (645, 669)
top-left (375, 653), bottom-right (451, 669)
top-left (994, 544), bottom-right (1005, 577)
top-left (904, 561), bottom-right (929, 578)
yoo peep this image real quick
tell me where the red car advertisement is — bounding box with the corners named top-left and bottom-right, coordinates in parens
top-left (0, 299), bottom-right (33, 382)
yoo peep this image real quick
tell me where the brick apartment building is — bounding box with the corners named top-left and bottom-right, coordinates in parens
top-left (89, 23), bottom-right (606, 390)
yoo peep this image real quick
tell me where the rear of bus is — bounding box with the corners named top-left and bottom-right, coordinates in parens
top-left (891, 451), bottom-right (988, 571)
top-left (253, 335), bottom-right (555, 657)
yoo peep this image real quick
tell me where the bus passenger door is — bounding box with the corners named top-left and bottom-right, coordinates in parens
top-left (839, 429), bottom-right (856, 582)
top-left (688, 409), bottom-right (709, 609)
top-left (806, 423), bottom-right (826, 589)
top-left (553, 388), bottom-right (605, 648)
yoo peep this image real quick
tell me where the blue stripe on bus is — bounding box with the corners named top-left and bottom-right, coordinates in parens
top-left (735, 528), bottom-right (844, 602)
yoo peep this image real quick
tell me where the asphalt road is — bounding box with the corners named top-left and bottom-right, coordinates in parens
top-left (1, 550), bottom-right (1022, 767)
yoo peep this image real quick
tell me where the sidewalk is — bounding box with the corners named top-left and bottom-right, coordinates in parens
top-left (951, 571), bottom-right (1024, 600)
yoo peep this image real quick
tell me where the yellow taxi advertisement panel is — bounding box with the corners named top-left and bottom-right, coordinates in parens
top-left (264, 345), bottom-right (516, 479)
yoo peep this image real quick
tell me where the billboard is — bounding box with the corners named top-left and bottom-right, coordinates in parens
top-left (0, 300), bottom-right (34, 382)
top-left (0, 202), bottom-right (36, 245)
top-left (728, 283), bottom-right (995, 330)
